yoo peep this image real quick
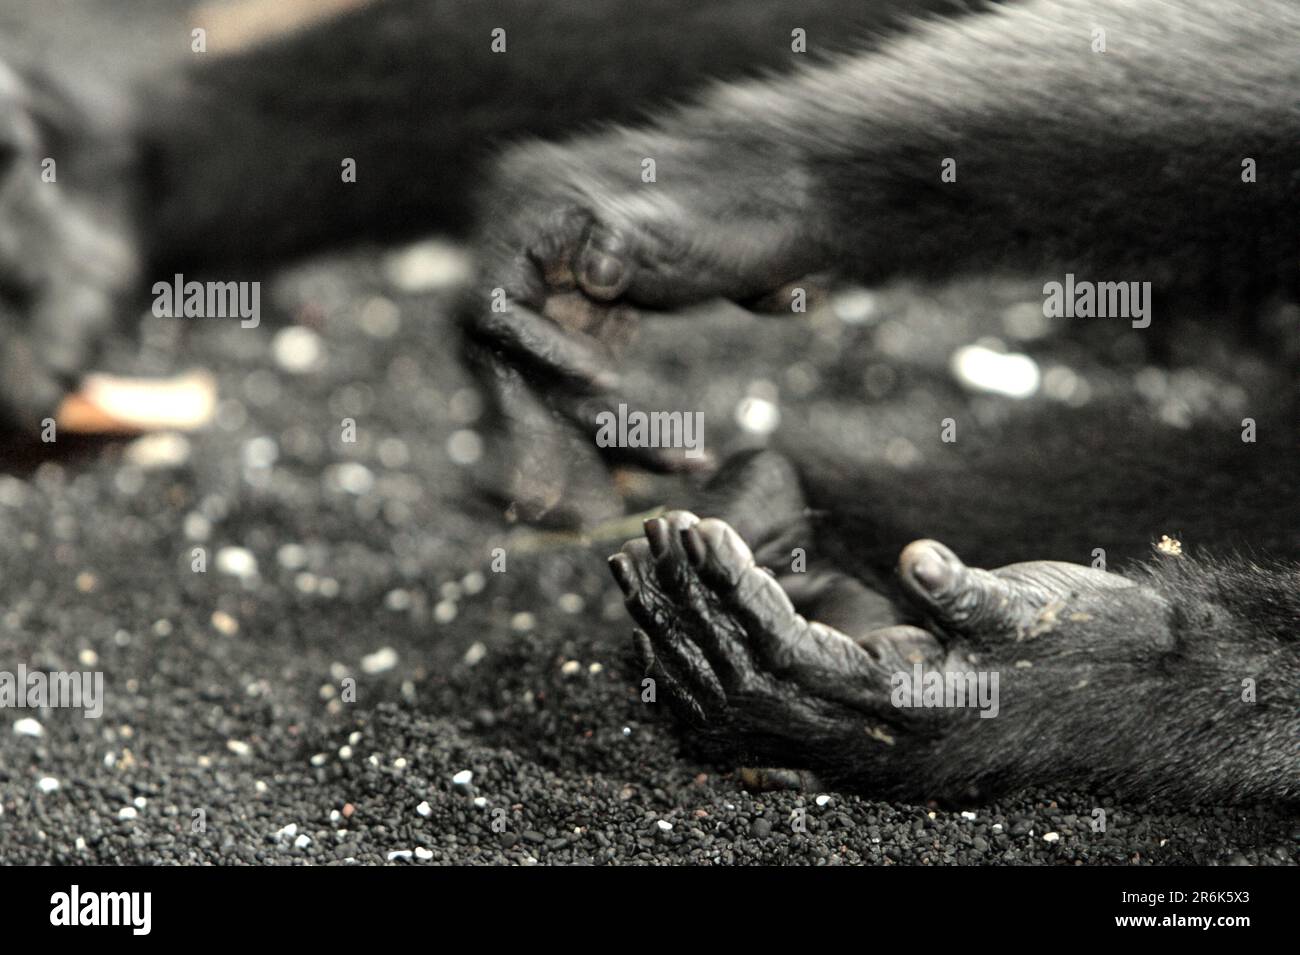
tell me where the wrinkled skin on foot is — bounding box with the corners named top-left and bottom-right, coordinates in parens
top-left (459, 124), bottom-right (830, 523)
top-left (610, 511), bottom-right (1295, 806)
top-left (0, 57), bottom-right (137, 431)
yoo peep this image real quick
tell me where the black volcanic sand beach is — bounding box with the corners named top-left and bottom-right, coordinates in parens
top-left (0, 241), bottom-right (1295, 866)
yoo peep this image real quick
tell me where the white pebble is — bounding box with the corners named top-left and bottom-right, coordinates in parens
top-left (273, 823), bottom-right (298, 842)
top-left (36, 777), bottom-right (60, 793)
top-left (446, 429), bottom-right (483, 466)
top-left (815, 795), bottom-right (832, 807)
top-left (734, 394), bottom-right (780, 435)
top-left (433, 599), bottom-right (458, 624)
top-left (384, 239), bottom-right (473, 293)
top-left (118, 806), bottom-right (138, 821)
top-left (509, 612), bottom-right (535, 633)
top-left (416, 801), bottom-right (432, 818)
top-left (328, 461), bottom-right (375, 496)
top-left (124, 432), bottom-right (191, 470)
top-left (461, 571), bottom-right (486, 595)
top-left (452, 769), bottom-right (473, 787)
top-left (387, 850), bottom-right (414, 862)
top-left (242, 435), bottom-right (279, 469)
top-left (1043, 831), bottom-right (1061, 843)
top-left (12, 718), bottom-right (43, 738)
top-left (215, 546), bottom-right (258, 580)
top-left (414, 847), bottom-right (434, 861)
top-left (277, 544), bottom-right (307, 570)
top-left (472, 797), bottom-right (487, 809)
top-left (656, 820), bottom-right (673, 832)
top-left (384, 589), bottom-right (412, 611)
top-left (183, 512), bottom-right (211, 541)
top-left (272, 326), bottom-right (324, 374)
top-left (831, 287), bottom-right (879, 325)
top-left (560, 660), bottom-right (581, 676)
top-left (294, 834), bottom-right (312, 849)
top-left (463, 642), bottom-right (487, 666)
top-left (360, 646), bottom-right (399, 675)
top-left (950, 343), bottom-right (1040, 399)
top-left (226, 739), bottom-right (252, 757)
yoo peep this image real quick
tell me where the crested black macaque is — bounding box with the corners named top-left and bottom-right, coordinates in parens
top-left (0, 0), bottom-right (1296, 805)
top-left (453, 0), bottom-right (1300, 805)
top-left (0, 0), bottom-right (970, 429)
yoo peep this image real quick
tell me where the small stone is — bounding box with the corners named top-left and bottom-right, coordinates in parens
top-left (118, 806), bottom-right (138, 821)
top-left (1043, 831), bottom-right (1061, 843)
top-left (463, 642), bottom-right (487, 666)
top-left (452, 770), bottom-right (473, 787)
top-left (384, 239), bottom-right (472, 292)
top-left (414, 847), bottom-right (434, 861)
top-left (294, 834), bottom-right (312, 849)
top-left (328, 462), bottom-right (374, 496)
top-left (277, 543), bottom-right (307, 570)
top-left (12, 718), bottom-right (43, 738)
top-left (272, 326), bottom-right (324, 374)
top-left (560, 660), bottom-right (581, 676)
top-left (124, 432), bottom-right (191, 470)
top-left (446, 429), bottom-right (483, 466)
top-left (225, 739), bottom-right (252, 757)
top-left (387, 850), bottom-right (414, 862)
top-left (36, 776), bottom-right (60, 793)
top-left (360, 646), bottom-right (399, 675)
top-left (656, 820), bottom-right (673, 832)
top-left (210, 611), bottom-right (239, 636)
top-left (416, 801), bottom-right (432, 818)
top-left (215, 546), bottom-right (258, 580)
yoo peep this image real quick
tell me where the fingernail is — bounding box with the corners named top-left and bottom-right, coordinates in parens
top-left (644, 518), bottom-right (670, 559)
top-left (608, 553), bottom-right (637, 594)
top-left (680, 527), bottom-right (706, 568)
top-left (909, 544), bottom-right (954, 594)
top-left (582, 253), bottom-right (626, 297)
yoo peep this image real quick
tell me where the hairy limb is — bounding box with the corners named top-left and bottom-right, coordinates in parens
top-left (611, 511), bottom-right (1299, 805)
top-left (463, 0), bottom-right (1300, 516)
